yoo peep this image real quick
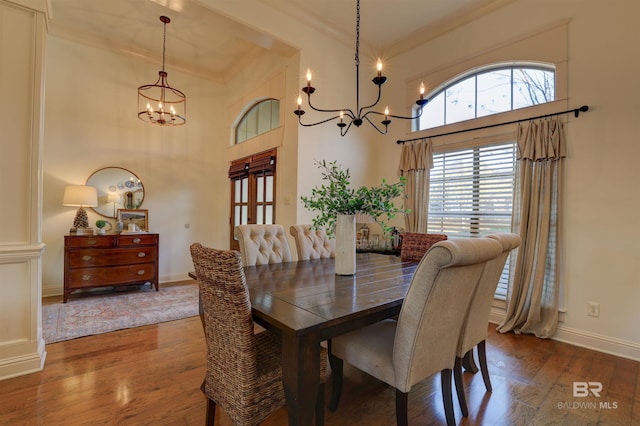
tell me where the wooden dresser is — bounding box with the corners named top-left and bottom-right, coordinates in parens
top-left (63, 233), bottom-right (159, 303)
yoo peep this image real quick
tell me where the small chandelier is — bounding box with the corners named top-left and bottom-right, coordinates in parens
top-left (138, 16), bottom-right (186, 126)
top-left (294, 0), bottom-right (427, 136)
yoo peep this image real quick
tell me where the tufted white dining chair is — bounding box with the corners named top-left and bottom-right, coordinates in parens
top-left (234, 224), bottom-right (293, 267)
top-left (289, 225), bottom-right (336, 261)
top-left (329, 237), bottom-right (503, 426)
top-left (453, 232), bottom-right (521, 417)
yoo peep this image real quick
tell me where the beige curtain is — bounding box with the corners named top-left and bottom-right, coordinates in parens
top-left (498, 117), bottom-right (565, 338)
top-left (397, 139), bottom-right (433, 232)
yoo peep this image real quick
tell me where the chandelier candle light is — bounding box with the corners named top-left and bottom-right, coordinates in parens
top-left (294, 0), bottom-right (428, 136)
top-left (137, 16), bottom-right (186, 126)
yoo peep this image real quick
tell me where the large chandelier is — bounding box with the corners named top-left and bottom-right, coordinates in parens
top-left (138, 16), bottom-right (186, 126)
top-left (294, 0), bottom-right (427, 136)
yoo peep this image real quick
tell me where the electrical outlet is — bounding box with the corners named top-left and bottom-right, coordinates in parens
top-left (587, 301), bottom-right (600, 318)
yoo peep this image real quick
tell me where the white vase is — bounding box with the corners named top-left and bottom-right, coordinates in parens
top-left (335, 214), bottom-right (356, 275)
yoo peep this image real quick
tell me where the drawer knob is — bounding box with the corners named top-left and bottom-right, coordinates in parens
top-left (82, 255), bottom-right (92, 261)
top-left (137, 269), bottom-right (146, 275)
top-left (138, 252), bottom-right (146, 258)
top-left (133, 238), bottom-right (142, 244)
top-left (88, 239), bottom-right (97, 245)
top-left (81, 274), bottom-right (93, 281)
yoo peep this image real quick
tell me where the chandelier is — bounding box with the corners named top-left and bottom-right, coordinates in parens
top-left (294, 0), bottom-right (428, 136)
top-left (138, 16), bottom-right (186, 126)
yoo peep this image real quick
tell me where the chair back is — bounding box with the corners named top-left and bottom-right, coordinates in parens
top-left (400, 232), bottom-right (448, 261)
top-left (289, 225), bottom-right (336, 260)
top-left (457, 233), bottom-right (521, 356)
top-left (189, 244), bottom-right (265, 410)
top-left (234, 224), bottom-right (293, 266)
top-left (393, 237), bottom-right (503, 392)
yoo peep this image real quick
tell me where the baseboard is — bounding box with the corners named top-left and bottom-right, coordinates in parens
top-left (489, 307), bottom-right (640, 361)
top-left (43, 274), bottom-right (195, 298)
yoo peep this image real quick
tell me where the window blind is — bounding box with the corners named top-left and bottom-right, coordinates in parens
top-left (428, 142), bottom-right (515, 299)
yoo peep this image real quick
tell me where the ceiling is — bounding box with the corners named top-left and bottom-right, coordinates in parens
top-left (46, 0), bottom-right (510, 83)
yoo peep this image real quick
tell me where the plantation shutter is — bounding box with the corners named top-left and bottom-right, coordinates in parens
top-left (427, 141), bottom-right (516, 299)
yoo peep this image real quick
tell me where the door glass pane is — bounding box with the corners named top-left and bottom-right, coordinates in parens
top-left (234, 180), bottom-right (241, 203)
top-left (257, 176), bottom-right (264, 202)
top-left (234, 206), bottom-right (241, 226)
top-left (256, 206), bottom-right (263, 224)
top-left (241, 206), bottom-right (248, 225)
top-left (265, 205), bottom-right (273, 224)
top-left (477, 70), bottom-right (511, 117)
top-left (446, 77), bottom-right (476, 124)
top-left (265, 175), bottom-right (273, 202)
top-left (241, 178), bottom-right (248, 203)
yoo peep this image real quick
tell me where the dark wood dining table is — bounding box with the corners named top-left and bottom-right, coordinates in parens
top-left (243, 252), bottom-right (418, 426)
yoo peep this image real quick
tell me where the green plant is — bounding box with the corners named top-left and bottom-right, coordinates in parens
top-left (95, 220), bottom-right (108, 229)
top-left (301, 160), bottom-right (409, 237)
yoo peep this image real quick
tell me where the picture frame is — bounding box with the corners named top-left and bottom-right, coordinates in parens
top-left (117, 208), bottom-right (149, 232)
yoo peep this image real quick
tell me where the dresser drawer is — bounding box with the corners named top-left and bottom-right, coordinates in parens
top-left (118, 234), bottom-right (157, 246)
top-left (65, 235), bottom-right (116, 248)
top-left (68, 247), bottom-right (157, 268)
top-left (68, 264), bottom-right (156, 288)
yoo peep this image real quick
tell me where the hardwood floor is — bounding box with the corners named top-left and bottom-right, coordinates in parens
top-left (1, 312), bottom-right (639, 425)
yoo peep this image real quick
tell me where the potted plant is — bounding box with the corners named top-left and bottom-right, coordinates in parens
top-left (301, 160), bottom-right (408, 275)
top-left (95, 219), bottom-right (111, 235)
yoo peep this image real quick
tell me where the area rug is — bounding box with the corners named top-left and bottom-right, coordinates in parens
top-left (42, 283), bottom-right (199, 343)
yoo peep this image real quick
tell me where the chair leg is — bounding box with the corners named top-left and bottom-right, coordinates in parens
top-left (328, 349), bottom-right (344, 412)
top-left (440, 369), bottom-right (456, 426)
top-left (316, 382), bottom-right (325, 426)
top-left (205, 397), bottom-right (216, 426)
top-left (478, 340), bottom-right (492, 392)
top-left (461, 348), bottom-right (478, 373)
top-left (453, 357), bottom-right (469, 417)
top-left (395, 389), bottom-right (409, 426)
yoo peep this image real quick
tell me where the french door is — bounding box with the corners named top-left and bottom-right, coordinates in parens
top-left (229, 149), bottom-right (276, 250)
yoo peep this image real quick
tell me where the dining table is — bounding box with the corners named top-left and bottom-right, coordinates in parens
top-left (243, 252), bottom-right (419, 426)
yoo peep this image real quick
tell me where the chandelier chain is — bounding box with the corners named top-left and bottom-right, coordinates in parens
top-left (355, 0), bottom-right (360, 67)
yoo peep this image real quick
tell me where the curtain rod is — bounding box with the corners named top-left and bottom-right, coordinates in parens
top-left (396, 105), bottom-right (589, 145)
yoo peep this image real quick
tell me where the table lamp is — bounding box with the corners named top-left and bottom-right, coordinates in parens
top-left (63, 185), bottom-right (98, 234)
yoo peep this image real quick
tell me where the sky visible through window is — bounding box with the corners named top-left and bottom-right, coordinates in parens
top-left (418, 66), bottom-right (555, 130)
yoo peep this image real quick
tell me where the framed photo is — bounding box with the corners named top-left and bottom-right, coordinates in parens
top-left (117, 209), bottom-right (149, 232)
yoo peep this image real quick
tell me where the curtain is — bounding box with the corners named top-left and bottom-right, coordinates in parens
top-left (397, 139), bottom-right (433, 233)
top-left (498, 117), bottom-right (565, 338)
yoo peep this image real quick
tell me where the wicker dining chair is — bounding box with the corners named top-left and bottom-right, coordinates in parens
top-left (400, 232), bottom-right (448, 261)
top-left (190, 243), bottom-right (327, 426)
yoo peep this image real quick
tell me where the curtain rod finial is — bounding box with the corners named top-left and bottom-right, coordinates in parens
top-left (575, 105), bottom-right (589, 117)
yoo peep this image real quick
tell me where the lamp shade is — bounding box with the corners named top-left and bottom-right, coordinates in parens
top-left (63, 185), bottom-right (98, 207)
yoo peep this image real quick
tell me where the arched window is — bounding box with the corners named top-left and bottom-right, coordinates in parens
top-left (235, 99), bottom-right (280, 144)
top-left (417, 64), bottom-right (555, 131)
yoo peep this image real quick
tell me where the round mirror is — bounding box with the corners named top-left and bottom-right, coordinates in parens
top-left (86, 167), bottom-right (144, 218)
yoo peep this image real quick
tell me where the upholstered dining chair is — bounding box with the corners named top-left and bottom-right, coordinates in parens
top-left (400, 232), bottom-right (448, 261)
top-left (289, 225), bottom-right (336, 260)
top-left (234, 224), bottom-right (293, 266)
top-left (453, 232), bottom-right (521, 417)
top-left (190, 243), bottom-right (327, 426)
top-left (328, 237), bottom-right (503, 426)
